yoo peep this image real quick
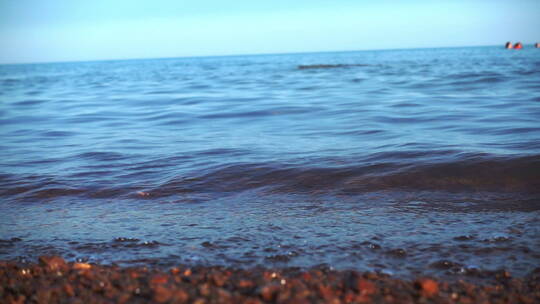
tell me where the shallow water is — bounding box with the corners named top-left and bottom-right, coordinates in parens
top-left (1, 46), bottom-right (539, 278)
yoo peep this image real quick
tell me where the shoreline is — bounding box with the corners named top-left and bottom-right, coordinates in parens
top-left (1, 256), bottom-right (538, 303)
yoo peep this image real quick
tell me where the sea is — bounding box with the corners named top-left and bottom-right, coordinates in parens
top-left (1, 46), bottom-right (539, 279)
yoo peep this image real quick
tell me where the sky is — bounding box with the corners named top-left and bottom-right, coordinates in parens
top-left (0, 0), bottom-right (539, 64)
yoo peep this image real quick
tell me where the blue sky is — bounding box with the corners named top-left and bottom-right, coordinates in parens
top-left (1, 0), bottom-right (539, 63)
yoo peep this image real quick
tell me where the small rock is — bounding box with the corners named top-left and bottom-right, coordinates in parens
top-left (73, 263), bottom-right (91, 270)
top-left (357, 279), bottom-right (376, 296)
top-left (453, 235), bottom-right (475, 241)
top-left (172, 289), bottom-right (189, 303)
top-left (238, 279), bottom-right (255, 289)
top-left (210, 273), bottom-right (227, 287)
top-left (198, 283), bottom-right (211, 296)
top-left (386, 248), bottom-right (407, 257)
top-left (418, 278), bottom-right (439, 297)
top-left (216, 288), bottom-right (232, 302)
top-left (318, 284), bottom-right (333, 299)
top-left (38, 256), bottom-right (66, 271)
top-left (260, 284), bottom-right (280, 301)
top-left (153, 285), bottom-right (173, 303)
top-left (150, 275), bottom-right (169, 285)
top-left (63, 284), bottom-right (75, 297)
top-left (117, 293), bottom-right (132, 304)
top-left (11, 295), bottom-right (26, 304)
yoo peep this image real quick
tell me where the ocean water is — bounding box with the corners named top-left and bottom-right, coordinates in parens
top-left (1, 46), bottom-right (539, 279)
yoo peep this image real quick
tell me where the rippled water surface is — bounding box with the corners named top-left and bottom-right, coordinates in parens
top-left (1, 47), bottom-right (539, 278)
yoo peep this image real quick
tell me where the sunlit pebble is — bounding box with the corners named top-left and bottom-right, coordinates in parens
top-left (490, 235), bottom-right (510, 242)
top-left (280, 279), bottom-right (286, 285)
top-left (74, 263), bottom-right (91, 270)
top-left (137, 191), bottom-right (150, 197)
top-left (271, 272), bottom-right (277, 278)
top-left (56, 271), bottom-right (63, 276)
top-left (367, 243), bottom-right (381, 250)
top-left (99, 282), bottom-right (105, 288)
top-left (134, 288), bottom-right (141, 294)
top-left (142, 240), bottom-right (159, 246)
top-left (459, 264), bottom-right (480, 274)
top-left (379, 269), bottom-right (394, 276)
top-left (20, 269), bottom-right (30, 275)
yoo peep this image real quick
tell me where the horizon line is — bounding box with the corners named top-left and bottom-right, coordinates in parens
top-left (0, 44), bottom-right (515, 66)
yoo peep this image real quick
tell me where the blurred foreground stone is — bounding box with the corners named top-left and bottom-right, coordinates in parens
top-left (1, 256), bottom-right (539, 303)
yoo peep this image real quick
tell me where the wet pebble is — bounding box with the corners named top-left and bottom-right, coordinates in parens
top-left (357, 279), bottom-right (376, 296)
top-left (430, 260), bottom-right (462, 270)
top-left (416, 278), bottom-right (439, 297)
top-left (114, 237), bottom-right (140, 242)
top-left (73, 262), bottom-right (92, 270)
top-left (38, 255), bottom-right (67, 271)
top-left (453, 235), bottom-right (475, 241)
top-left (152, 285), bottom-right (173, 303)
top-left (386, 248), bottom-right (407, 257)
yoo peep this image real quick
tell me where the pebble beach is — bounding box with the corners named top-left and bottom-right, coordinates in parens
top-left (2, 256), bottom-right (539, 304)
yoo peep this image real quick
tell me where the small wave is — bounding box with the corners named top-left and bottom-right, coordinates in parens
top-left (77, 151), bottom-right (128, 162)
top-left (13, 99), bottom-right (47, 106)
top-left (0, 173), bottom-right (139, 201)
top-left (39, 130), bottom-right (77, 137)
top-left (72, 239), bottom-right (163, 252)
top-left (147, 154), bottom-right (540, 197)
top-left (2, 155), bottom-right (539, 201)
top-left (297, 64), bottom-right (369, 70)
top-left (198, 106), bottom-right (317, 120)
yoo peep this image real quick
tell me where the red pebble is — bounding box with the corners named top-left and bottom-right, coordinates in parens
top-left (419, 278), bottom-right (439, 297)
top-left (150, 275), bottom-right (169, 285)
top-left (357, 279), bottom-right (376, 296)
top-left (153, 285), bottom-right (172, 303)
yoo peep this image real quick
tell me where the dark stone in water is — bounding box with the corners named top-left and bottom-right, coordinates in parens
top-left (386, 248), bottom-right (407, 257)
top-left (363, 241), bottom-right (382, 250)
top-left (453, 235), bottom-right (475, 241)
top-left (201, 241), bottom-right (216, 248)
top-left (429, 260), bottom-right (462, 270)
top-left (0, 238), bottom-right (22, 248)
top-left (141, 241), bottom-right (160, 247)
top-left (265, 254), bottom-right (291, 262)
top-left (114, 237), bottom-right (140, 242)
top-left (484, 235), bottom-right (511, 243)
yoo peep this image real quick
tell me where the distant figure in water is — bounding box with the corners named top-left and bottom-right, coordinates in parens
top-left (505, 42), bottom-right (513, 49)
top-left (514, 42), bottom-right (523, 49)
top-left (535, 43), bottom-right (540, 48)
